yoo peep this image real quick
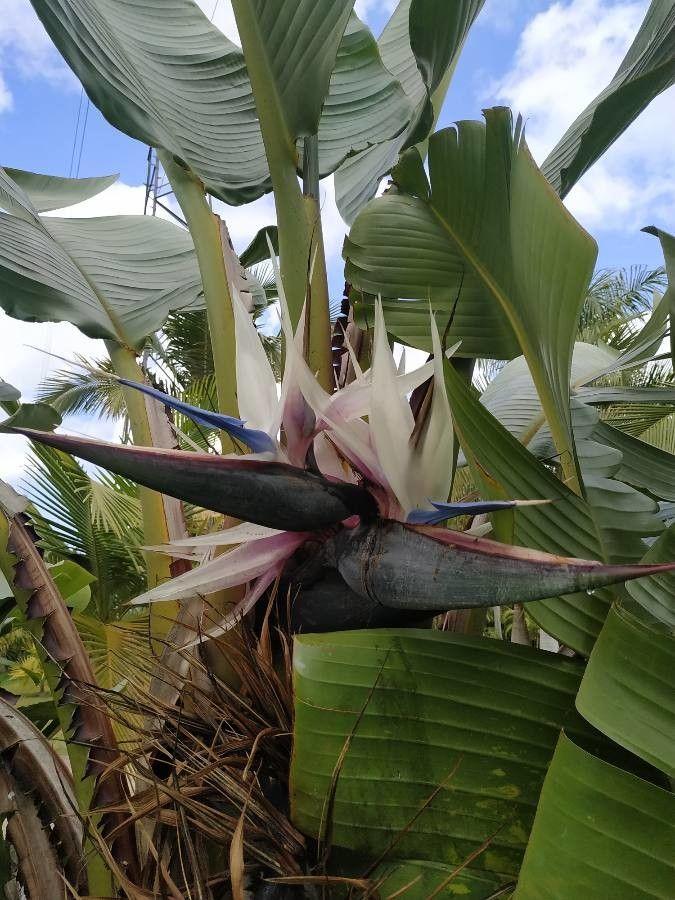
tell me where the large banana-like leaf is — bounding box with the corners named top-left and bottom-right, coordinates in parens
top-left (571, 401), bottom-right (664, 564)
top-left (3, 167), bottom-right (118, 212)
top-left (542, 0), bottom-right (675, 198)
top-left (514, 734), bottom-right (674, 899)
top-left (626, 521), bottom-right (675, 627)
top-left (13, 428), bottom-right (377, 531)
top-left (601, 287), bottom-right (671, 375)
top-left (335, 0), bottom-right (486, 223)
top-left (644, 226), bottom-right (675, 367)
top-left (29, 0), bottom-right (271, 204)
top-left (346, 109), bottom-right (597, 465)
top-left (379, 0), bottom-right (426, 105)
top-left (291, 629), bottom-right (596, 884)
top-left (0, 207), bottom-right (202, 347)
top-left (593, 421), bottom-right (675, 502)
top-left (443, 362), bottom-right (621, 654)
top-left (0, 166), bottom-right (40, 222)
top-left (576, 385), bottom-right (675, 404)
top-left (468, 343), bottom-right (617, 453)
top-left (0, 403), bottom-right (61, 433)
top-left (311, 13), bottom-right (413, 176)
top-left (233, 0), bottom-right (353, 142)
top-left (576, 604), bottom-right (674, 777)
top-left (372, 859), bottom-right (503, 899)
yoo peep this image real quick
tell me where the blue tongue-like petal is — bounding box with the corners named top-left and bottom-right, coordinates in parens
top-left (118, 378), bottom-right (276, 454)
top-left (407, 500), bottom-right (523, 525)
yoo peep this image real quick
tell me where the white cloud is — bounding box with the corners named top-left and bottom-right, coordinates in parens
top-left (492, 0), bottom-right (675, 232)
top-left (0, 0), bottom-right (76, 112)
top-left (477, 0), bottom-right (543, 35)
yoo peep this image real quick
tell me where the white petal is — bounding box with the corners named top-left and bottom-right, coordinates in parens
top-left (130, 531), bottom-right (307, 604)
top-left (145, 521), bottom-right (284, 552)
top-left (409, 310), bottom-right (455, 509)
top-left (180, 569), bottom-right (279, 648)
top-left (370, 299), bottom-right (416, 511)
top-left (233, 289), bottom-right (279, 433)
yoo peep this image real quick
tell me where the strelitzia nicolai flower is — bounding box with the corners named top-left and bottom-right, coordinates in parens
top-left (12, 258), bottom-right (675, 641)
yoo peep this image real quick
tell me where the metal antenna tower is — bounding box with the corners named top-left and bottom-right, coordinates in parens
top-left (143, 147), bottom-right (186, 226)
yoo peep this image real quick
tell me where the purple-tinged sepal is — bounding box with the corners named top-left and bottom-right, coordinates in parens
top-left (12, 428), bottom-right (377, 531)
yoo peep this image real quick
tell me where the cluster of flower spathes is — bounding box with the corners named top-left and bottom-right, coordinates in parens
top-left (15, 255), bottom-right (675, 642)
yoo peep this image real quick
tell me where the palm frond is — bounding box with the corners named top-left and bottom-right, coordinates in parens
top-left (22, 444), bottom-right (146, 620)
top-left (36, 355), bottom-right (127, 420)
top-left (640, 413), bottom-right (675, 455)
top-left (578, 266), bottom-right (667, 349)
top-left (88, 475), bottom-right (142, 538)
top-left (161, 309), bottom-right (214, 383)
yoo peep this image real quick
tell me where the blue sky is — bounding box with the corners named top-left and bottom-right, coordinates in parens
top-left (0, 0), bottom-right (673, 480)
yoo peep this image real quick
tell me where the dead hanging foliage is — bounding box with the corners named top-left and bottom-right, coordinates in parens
top-left (95, 594), bottom-right (308, 897)
top-left (1, 500), bottom-right (140, 885)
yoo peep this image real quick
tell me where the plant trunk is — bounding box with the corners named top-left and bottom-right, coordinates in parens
top-left (106, 341), bottom-right (176, 640)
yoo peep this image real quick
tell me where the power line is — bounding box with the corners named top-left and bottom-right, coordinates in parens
top-left (68, 87), bottom-right (84, 177)
top-left (74, 98), bottom-right (91, 178)
top-left (210, 0), bottom-right (220, 20)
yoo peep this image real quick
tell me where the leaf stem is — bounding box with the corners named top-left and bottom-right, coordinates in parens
top-left (158, 151), bottom-right (240, 435)
top-left (231, 0), bottom-right (333, 389)
top-left (105, 341), bottom-right (174, 637)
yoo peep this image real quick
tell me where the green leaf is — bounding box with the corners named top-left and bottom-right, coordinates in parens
top-left (372, 859), bottom-right (505, 899)
top-left (593, 421), bottom-right (675, 502)
top-left (643, 226), bottom-right (675, 368)
top-left (390, 146), bottom-right (430, 199)
top-left (29, 0), bottom-right (270, 205)
top-left (0, 403), bottom-right (61, 433)
top-left (469, 343), bottom-right (617, 453)
top-left (334, 0), bottom-right (486, 223)
top-left (24, 444), bottom-right (145, 617)
top-left (576, 605), bottom-right (674, 777)
top-left (3, 168), bottom-right (118, 213)
top-left (0, 381), bottom-right (21, 403)
top-left (310, 12), bottom-right (413, 177)
top-left (571, 401), bottom-right (664, 565)
top-left (409, 0), bottom-right (484, 95)
top-left (236, 0), bottom-right (354, 142)
top-left (514, 733), bottom-right (675, 899)
top-left (576, 386), bottom-right (675, 404)
top-left (291, 628), bottom-right (594, 881)
top-left (378, 0), bottom-right (426, 108)
top-left (0, 166), bottom-right (39, 223)
top-left (335, 138), bottom-right (405, 226)
top-left (443, 361), bottom-right (613, 654)
top-left (600, 287), bottom-right (670, 376)
top-left (74, 610), bottom-right (150, 692)
top-left (239, 226), bottom-right (279, 268)
top-left (542, 0), bottom-right (675, 198)
top-left (48, 560), bottom-right (95, 612)
top-left (0, 212), bottom-right (202, 347)
top-left (626, 522), bottom-right (675, 628)
top-left (346, 109), bottom-right (597, 468)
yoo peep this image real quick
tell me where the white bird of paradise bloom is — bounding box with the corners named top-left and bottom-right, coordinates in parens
top-left (130, 249), bottom-right (460, 642)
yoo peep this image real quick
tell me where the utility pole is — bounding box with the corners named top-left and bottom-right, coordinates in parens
top-left (143, 147), bottom-right (186, 226)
